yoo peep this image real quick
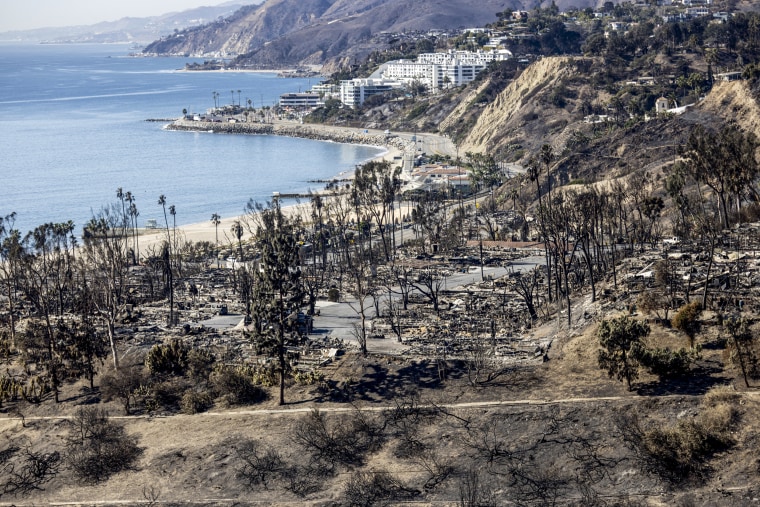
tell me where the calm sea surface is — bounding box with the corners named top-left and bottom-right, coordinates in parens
top-left (0, 43), bottom-right (382, 235)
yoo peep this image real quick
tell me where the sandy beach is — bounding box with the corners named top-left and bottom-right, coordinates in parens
top-left (139, 120), bottom-right (454, 254)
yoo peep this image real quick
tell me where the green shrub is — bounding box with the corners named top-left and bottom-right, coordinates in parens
top-left (633, 345), bottom-right (700, 378)
top-left (621, 391), bottom-right (738, 483)
top-left (211, 365), bottom-right (267, 406)
top-left (180, 390), bottom-right (213, 414)
top-left (149, 377), bottom-right (192, 411)
top-left (145, 339), bottom-right (189, 376)
top-left (187, 349), bottom-right (216, 381)
top-left (672, 302), bottom-right (702, 348)
top-left (406, 102), bottom-right (429, 120)
top-left (293, 369), bottom-right (325, 386)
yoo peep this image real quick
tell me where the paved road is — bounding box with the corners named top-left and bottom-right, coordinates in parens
top-left (312, 255), bottom-right (545, 353)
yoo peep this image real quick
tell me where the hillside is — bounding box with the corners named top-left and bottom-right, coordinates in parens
top-left (143, 0), bottom-right (601, 67)
top-left (6, 4), bottom-right (760, 506)
top-left (0, 4), bottom-right (248, 44)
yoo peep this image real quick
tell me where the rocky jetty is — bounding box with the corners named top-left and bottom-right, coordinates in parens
top-left (167, 119), bottom-right (415, 153)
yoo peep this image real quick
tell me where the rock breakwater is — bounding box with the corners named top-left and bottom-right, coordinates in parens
top-left (167, 119), bottom-right (415, 154)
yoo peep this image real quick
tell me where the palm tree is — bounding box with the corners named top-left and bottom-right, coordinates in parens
top-left (231, 220), bottom-right (244, 260)
top-left (237, 89), bottom-right (242, 107)
top-left (212, 91), bottom-right (219, 110)
top-left (124, 191), bottom-right (137, 264)
top-left (116, 188), bottom-right (130, 259)
top-left (158, 195), bottom-right (170, 242)
top-left (169, 204), bottom-right (180, 275)
top-left (169, 204), bottom-right (177, 249)
top-left (129, 200), bottom-right (139, 264)
top-left (116, 187), bottom-right (126, 229)
top-left (157, 194), bottom-right (174, 326)
top-left (211, 213), bottom-right (221, 268)
top-left (676, 76), bottom-right (688, 99)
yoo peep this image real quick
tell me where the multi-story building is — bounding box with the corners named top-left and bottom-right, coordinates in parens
top-left (383, 49), bottom-right (512, 89)
top-left (339, 78), bottom-right (403, 108)
top-left (416, 49), bottom-right (512, 66)
top-left (310, 83), bottom-right (339, 99)
top-left (279, 93), bottom-right (321, 109)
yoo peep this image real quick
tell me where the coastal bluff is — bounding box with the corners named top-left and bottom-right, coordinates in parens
top-left (167, 118), bottom-right (415, 153)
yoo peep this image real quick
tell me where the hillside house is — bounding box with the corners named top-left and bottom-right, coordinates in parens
top-left (655, 96), bottom-right (670, 114)
top-left (716, 72), bottom-right (742, 82)
top-left (402, 164), bottom-right (471, 194)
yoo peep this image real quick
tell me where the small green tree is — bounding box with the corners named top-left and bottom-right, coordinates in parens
top-left (672, 301), bottom-right (702, 349)
top-left (246, 200), bottom-right (304, 405)
top-left (597, 316), bottom-right (650, 391)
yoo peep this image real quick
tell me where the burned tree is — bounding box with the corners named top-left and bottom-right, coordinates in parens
top-left (681, 123), bottom-right (760, 229)
top-left (82, 207), bottom-right (130, 370)
top-left (351, 160), bottom-right (402, 263)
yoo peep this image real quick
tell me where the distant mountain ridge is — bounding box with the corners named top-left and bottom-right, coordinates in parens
top-left (142, 0), bottom-right (602, 69)
top-left (0, 3), bottom-right (250, 44)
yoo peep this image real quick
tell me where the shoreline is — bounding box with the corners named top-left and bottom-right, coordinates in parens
top-left (139, 119), bottom-right (418, 252)
top-left (166, 118), bottom-right (415, 155)
top-left (172, 68), bottom-right (319, 75)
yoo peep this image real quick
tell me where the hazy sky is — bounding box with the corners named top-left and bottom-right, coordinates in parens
top-left (1, 1), bottom-right (238, 32)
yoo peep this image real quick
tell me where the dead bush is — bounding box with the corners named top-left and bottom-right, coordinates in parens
top-left (293, 408), bottom-right (385, 471)
top-left (415, 448), bottom-right (454, 491)
top-left (383, 394), bottom-right (442, 459)
top-left (458, 466), bottom-right (496, 507)
top-left (343, 469), bottom-right (419, 507)
top-left (702, 385), bottom-right (740, 407)
top-left (283, 463), bottom-right (325, 497)
top-left (235, 439), bottom-right (286, 490)
top-left (65, 407), bottom-right (141, 483)
top-left (1, 448), bottom-right (61, 497)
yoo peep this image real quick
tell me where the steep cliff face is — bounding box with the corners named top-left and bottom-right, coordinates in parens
top-left (698, 80), bottom-right (760, 139)
top-left (440, 56), bottom-right (596, 162)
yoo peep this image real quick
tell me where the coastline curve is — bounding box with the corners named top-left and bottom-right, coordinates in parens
top-left (166, 118), bottom-right (416, 155)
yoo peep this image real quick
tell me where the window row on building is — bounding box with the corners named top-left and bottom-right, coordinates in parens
top-left (280, 49), bottom-right (513, 109)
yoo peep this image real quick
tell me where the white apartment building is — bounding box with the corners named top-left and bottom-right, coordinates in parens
top-left (382, 60), bottom-right (436, 86)
top-left (417, 49), bottom-right (512, 66)
top-left (310, 83), bottom-right (339, 98)
top-left (339, 78), bottom-right (403, 108)
top-left (383, 49), bottom-right (512, 89)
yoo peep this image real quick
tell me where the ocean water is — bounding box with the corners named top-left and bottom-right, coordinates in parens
top-left (0, 43), bottom-right (382, 235)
